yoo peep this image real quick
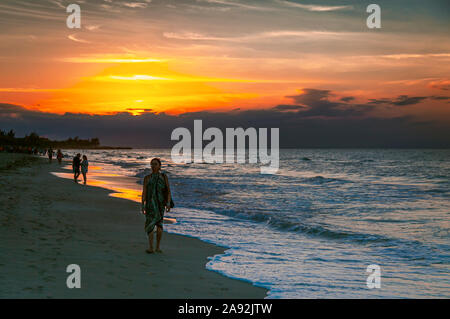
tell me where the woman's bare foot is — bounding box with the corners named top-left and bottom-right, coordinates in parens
top-left (155, 248), bottom-right (163, 253)
top-left (145, 249), bottom-right (154, 254)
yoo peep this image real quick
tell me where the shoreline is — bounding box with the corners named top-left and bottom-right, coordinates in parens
top-left (0, 153), bottom-right (268, 298)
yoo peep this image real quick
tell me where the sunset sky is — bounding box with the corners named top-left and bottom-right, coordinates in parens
top-left (0, 0), bottom-right (449, 147)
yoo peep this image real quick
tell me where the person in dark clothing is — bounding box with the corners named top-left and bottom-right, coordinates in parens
top-left (72, 153), bottom-right (81, 183)
top-left (57, 149), bottom-right (63, 164)
top-left (47, 148), bottom-right (53, 162)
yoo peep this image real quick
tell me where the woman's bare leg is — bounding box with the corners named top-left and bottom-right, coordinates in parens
top-left (156, 226), bottom-right (163, 252)
top-left (146, 232), bottom-right (154, 253)
top-left (82, 173), bottom-right (87, 184)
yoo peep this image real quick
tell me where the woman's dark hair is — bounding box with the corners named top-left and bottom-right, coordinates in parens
top-left (151, 157), bottom-right (162, 166)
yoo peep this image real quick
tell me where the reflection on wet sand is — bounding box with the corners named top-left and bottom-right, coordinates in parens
top-left (52, 164), bottom-right (141, 202)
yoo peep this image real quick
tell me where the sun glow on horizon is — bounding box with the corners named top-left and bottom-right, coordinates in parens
top-left (30, 59), bottom-right (266, 115)
top-left (109, 75), bottom-right (170, 81)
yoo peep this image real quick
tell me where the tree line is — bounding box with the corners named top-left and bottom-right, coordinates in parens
top-left (0, 129), bottom-right (100, 148)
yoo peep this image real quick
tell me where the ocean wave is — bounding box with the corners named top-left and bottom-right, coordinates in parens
top-left (214, 208), bottom-right (416, 246)
top-left (302, 175), bottom-right (351, 184)
top-left (134, 168), bottom-right (152, 179)
top-left (424, 188), bottom-right (448, 194)
top-left (116, 161), bottom-right (142, 168)
top-left (266, 219), bottom-right (391, 243)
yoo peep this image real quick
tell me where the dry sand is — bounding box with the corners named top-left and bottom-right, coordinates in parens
top-left (0, 153), bottom-right (267, 298)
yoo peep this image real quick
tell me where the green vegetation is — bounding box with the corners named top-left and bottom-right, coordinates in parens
top-left (0, 129), bottom-right (130, 149)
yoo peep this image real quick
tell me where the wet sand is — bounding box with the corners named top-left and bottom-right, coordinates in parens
top-left (0, 153), bottom-right (267, 298)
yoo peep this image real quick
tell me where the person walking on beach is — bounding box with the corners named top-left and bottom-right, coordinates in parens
top-left (141, 158), bottom-right (172, 254)
top-left (56, 149), bottom-right (63, 164)
top-left (81, 155), bottom-right (89, 185)
top-left (47, 148), bottom-right (53, 162)
top-left (72, 153), bottom-right (81, 183)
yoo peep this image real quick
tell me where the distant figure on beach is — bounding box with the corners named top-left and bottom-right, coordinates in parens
top-left (141, 157), bottom-right (172, 254)
top-left (47, 148), bottom-right (53, 162)
top-left (56, 149), bottom-right (63, 164)
top-left (72, 153), bottom-right (81, 183)
top-left (81, 155), bottom-right (89, 185)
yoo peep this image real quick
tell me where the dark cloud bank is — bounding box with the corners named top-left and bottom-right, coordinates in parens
top-left (1, 89), bottom-right (449, 148)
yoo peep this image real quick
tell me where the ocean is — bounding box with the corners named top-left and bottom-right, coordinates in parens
top-left (55, 149), bottom-right (450, 298)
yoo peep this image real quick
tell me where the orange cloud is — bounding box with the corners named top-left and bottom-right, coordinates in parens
top-left (428, 79), bottom-right (450, 91)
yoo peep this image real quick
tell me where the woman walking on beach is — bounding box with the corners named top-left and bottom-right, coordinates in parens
top-left (141, 158), bottom-right (172, 254)
top-left (56, 149), bottom-right (63, 164)
top-left (81, 155), bottom-right (89, 185)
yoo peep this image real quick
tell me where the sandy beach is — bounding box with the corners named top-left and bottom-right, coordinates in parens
top-left (0, 153), bottom-right (267, 298)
